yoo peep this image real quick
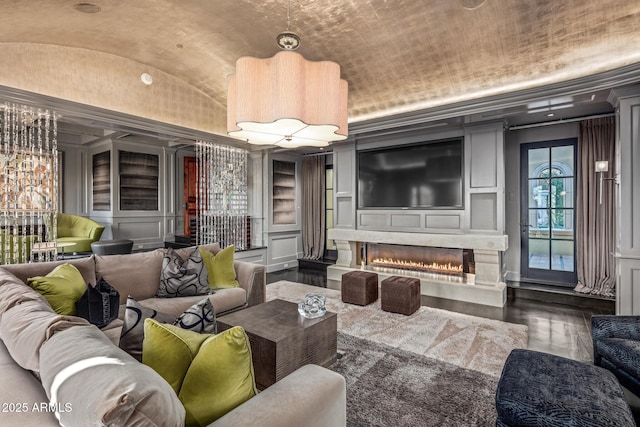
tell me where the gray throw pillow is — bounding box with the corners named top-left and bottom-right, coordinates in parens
top-left (157, 247), bottom-right (210, 297)
top-left (119, 296), bottom-right (177, 361)
top-left (174, 298), bottom-right (217, 334)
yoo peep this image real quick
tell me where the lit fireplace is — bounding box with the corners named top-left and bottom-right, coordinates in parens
top-left (365, 243), bottom-right (473, 276)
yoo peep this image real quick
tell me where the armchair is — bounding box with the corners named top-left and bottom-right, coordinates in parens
top-left (56, 213), bottom-right (105, 253)
top-left (592, 315), bottom-right (640, 396)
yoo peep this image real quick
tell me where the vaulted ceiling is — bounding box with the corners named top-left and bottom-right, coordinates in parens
top-left (1, 0), bottom-right (639, 144)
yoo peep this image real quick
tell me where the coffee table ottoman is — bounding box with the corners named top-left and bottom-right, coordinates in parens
top-left (381, 276), bottom-right (421, 315)
top-left (496, 349), bottom-right (635, 427)
top-left (216, 299), bottom-right (337, 390)
top-left (341, 270), bottom-right (378, 305)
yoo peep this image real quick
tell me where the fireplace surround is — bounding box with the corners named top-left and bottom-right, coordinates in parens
top-left (326, 229), bottom-right (508, 307)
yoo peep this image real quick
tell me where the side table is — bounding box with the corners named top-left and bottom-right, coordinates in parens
top-left (217, 299), bottom-right (337, 390)
top-left (31, 241), bottom-right (76, 262)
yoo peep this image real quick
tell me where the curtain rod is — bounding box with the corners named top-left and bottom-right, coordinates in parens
top-left (302, 151), bottom-right (333, 156)
top-left (507, 112), bottom-right (615, 131)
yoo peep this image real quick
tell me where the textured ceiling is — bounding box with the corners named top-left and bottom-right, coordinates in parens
top-left (0, 0), bottom-right (639, 136)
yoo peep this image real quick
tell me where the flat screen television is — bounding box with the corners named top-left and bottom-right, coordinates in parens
top-left (358, 139), bottom-right (464, 209)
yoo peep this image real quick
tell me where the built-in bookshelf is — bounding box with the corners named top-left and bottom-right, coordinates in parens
top-left (119, 150), bottom-right (159, 211)
top-left (272, 160), bottom-right (296, 225)
top-left (92, 151), bottom-right (111, 211)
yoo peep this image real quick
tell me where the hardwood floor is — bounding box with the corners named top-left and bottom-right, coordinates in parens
top-left (266, 267), bottom-right (615, 363)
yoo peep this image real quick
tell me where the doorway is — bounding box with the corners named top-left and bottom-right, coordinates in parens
top-left (183, 156), bottom-right (197, 237)
top-left (520, 139), bottom-right (577, 286)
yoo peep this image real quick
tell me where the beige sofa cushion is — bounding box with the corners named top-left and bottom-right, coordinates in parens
top-left (39, 325), bottom-right (185, 427)
top-left (1, 255), bottom-right (97, 286)
top-left (0, 273), bottom-right (48, 315)
top-left (0, 298), bottom-right (89, 372)
top-left (96, 249), bottom-right (165, 304)
top-left (0, 341), bottom-right (59, 426)
top-left (140, 287), bottom-right (246, 317)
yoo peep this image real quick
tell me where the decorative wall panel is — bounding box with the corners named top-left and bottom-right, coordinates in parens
top-left (469, 130), bottom-right (498, 188)
top-left (470, 193), bottom-right (497, 231)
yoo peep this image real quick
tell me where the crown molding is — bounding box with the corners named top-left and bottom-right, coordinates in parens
top-left (349, 62), bottom-right (640, 136)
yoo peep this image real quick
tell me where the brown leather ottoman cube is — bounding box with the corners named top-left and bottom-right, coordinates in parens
top-left (381, 276), bottom-right (421, 315)
top-left (341, 271), bottom-right (378, 305)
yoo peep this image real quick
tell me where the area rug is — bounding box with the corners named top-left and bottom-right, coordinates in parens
top-left (267, 280), bottom-right (528, 377)
top-left (331, 332), bottom-right (498, 426)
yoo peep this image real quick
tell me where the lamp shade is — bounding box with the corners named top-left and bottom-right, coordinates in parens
top-left (227, 51), bottom-right (348, 147)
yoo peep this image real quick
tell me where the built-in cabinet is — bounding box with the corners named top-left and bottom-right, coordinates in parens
top-left (263, 153), bottom-right (303, 272)
top-left (92, 151), bottom-right (111, 211)
top-left (59, 139), bottom-right (179, 249)
top-left (272, 160), bottom-right (296, 225)
top-left (608, 85), bottom-right (640, 315)
top-left (118, 150), bottom-right (159, 211)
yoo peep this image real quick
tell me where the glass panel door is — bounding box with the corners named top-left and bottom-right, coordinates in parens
top-left (520, 139), bottom-right (577, 285)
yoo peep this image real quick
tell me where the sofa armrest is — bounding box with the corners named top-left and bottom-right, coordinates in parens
top-left (592, 315), bottom-right (640, 342)
top-left (209, 364), bottom-right (346, 427)
top-left (234, 260), bottom-right (266, 307)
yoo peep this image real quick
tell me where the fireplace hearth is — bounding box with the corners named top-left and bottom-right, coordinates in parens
top-left (365, 243), bottom-right (473, 276)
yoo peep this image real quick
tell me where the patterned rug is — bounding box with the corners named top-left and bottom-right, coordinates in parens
top-left (267, 280), bottom-right (528, 377)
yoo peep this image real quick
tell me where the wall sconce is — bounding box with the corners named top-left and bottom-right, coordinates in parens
top-left (595, 160), bottom-right (615, 204)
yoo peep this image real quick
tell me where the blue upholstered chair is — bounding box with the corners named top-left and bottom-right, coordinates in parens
top-left (592, 315), bottom-right (640, 397)
top-left (495, 349), bottom-right (635, 426)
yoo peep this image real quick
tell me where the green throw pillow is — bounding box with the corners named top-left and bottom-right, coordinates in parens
top-left (142, 320), bottom-right (256, 427)
top-left (27, 263), bottom-right (87, 315)
top-left (199, 245), bottom-right (240, 289)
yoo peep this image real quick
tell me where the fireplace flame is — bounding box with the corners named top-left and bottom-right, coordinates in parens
top-left (371, 257), bottom-right (463, 275)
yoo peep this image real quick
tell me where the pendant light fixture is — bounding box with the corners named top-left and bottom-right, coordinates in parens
top-left (227, 1), bottom-right (348, 148)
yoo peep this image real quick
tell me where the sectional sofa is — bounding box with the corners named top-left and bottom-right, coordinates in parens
top-left (0, 244), bottom-right (346, 426)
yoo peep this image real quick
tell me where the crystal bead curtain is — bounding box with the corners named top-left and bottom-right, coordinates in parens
top-left (195, 141), bottom-right (248, 250)
top-left (0, 103), bottom-right (58, 264)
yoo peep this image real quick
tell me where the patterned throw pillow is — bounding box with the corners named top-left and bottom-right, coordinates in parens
top-left (119, 296), bottom-right (177, 362)
top-left (119, 297), bottom-right (217, 361)
top-left (175, 298), bottom-right (217, 334)
top-left (157, 247), bottom-right (210, 298)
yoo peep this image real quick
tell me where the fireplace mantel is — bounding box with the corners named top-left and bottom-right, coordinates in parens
top-left (327, 229), bottom-right (507, 251)
top-left (326, 228), bottom-right (508, 307)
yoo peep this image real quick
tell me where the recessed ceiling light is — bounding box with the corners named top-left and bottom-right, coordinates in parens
top-left (140, 73), bottom-right (153, 85)
top-left (546, 113), bottom-right (554, 117)
top-left (73, 3), bottom-right (101, 13)
top-left (461, 0), bottom-right (486, 10)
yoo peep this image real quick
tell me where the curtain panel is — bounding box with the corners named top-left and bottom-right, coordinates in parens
top-left (574, 117), bottom-right (616, 296)
top-left (301, 156), bottom-right (326, 259)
